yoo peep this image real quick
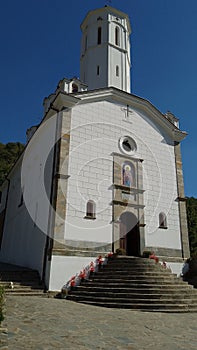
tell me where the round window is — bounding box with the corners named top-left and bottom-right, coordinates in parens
top-left (119, 136), bottom-right (137, 155)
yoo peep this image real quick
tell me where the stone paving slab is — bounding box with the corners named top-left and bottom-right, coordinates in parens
top-left (0, 295), bottom-right (197, 349)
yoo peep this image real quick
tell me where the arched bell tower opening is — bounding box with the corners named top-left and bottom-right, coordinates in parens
top-left (119, 211), bottom-right (140, 256)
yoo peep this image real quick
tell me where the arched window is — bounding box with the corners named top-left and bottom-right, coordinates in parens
top-left (86, 200), bottom-right (96, 219)
top-left (116, 65), bottom-right (119, 77)
top-left (72, 84), bottom-right (78, 93)
top-left (97, 27), bottom-right (102, 45)
top-left (159, 212), bottom-right (167, 228)
top-left (122, 162), bottom-right (135, 187)
top-left (115, 26), bottom-right (120, 46)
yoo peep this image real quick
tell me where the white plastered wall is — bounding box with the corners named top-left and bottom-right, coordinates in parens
top-left (0, 115), bottom-right (57, 277)
top-left (49, 255), bottom-right (96, 291)
top-left (65, 100), bottom-right (181, 251)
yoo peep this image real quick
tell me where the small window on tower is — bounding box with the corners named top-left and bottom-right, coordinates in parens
top-left (97, 27), bottom-right (102, 45)
top-left (85, 200), bottom-right (96, 219)
top-left (97, 66), bottom-right (100, 76)
top-left (116, 65), bottom-right (119, 77)
top-left (159, 212), bottom-right (167, 229)
top-left (115, 26), bottom-right (120, 46)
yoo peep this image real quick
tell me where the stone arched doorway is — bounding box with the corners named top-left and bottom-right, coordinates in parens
top-left (119, 211), bottom-right (140, 256)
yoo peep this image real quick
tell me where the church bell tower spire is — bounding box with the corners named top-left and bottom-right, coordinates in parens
top-left (80, 6), bottom-right (132, 93)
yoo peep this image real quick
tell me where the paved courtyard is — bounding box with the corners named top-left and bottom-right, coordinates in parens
top-left (0, 295), bottom-right (197, 349)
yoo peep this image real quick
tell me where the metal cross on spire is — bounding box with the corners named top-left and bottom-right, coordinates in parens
top-left (105, 0), bottom-right (112, 5)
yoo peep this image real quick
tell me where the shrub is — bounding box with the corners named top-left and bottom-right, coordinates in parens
top-left (115, 248), bottom-right (126, 255)
top-left (142, 251), bottom-right (152, 258)
top-left (0, 287), bottom-right (4, 323)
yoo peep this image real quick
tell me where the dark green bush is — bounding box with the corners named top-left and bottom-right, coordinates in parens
top-left (142, 251), bottom-right (152, 258)
top-left (0, 287), bottom-right (4, 323)
top-left (115, 248), bottom-right (126, 255)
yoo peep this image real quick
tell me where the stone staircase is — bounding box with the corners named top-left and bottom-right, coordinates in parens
top-left (67, 256), bottom-right (197, 312)
top-left (0, 263), bottom-right (45, 296)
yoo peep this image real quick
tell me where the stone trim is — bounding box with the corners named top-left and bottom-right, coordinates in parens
top-left (157, 256), bottom-right (184, 263)
top-left (177, 196), bottom-right (187, 202)
top-left (52, 250), bottom-right (111, 257)
top-left (43, 108), bottom-right (72, 271)
top-left (52, 240), bottom-right (113, 257)
top-left (64, 240), bottom-right (112, 251)
top-left (112, 200), bottom-right (145, 209)
top-left (113, 184), bottom-right (145, 193)
top-left (83, 216), bottom-right (96, 220)
top-left (112, 153), bottom-right (145, 255)
top-left (111, 152), bottom-right (143, 162)
top-left (174, 143), bottom-right (190, 259)
top-left (145, 246), bottom-right (182, 258)
top-left (54, 174), bottom-right (70, 180)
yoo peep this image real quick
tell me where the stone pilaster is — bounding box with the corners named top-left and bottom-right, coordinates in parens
top-left (50, 109), bottom-right (72, 254)
top-left (174, 142), bottom-right (190, 259)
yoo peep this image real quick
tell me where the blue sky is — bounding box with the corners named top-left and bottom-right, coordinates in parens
top-left (0, 0), bottom-right (196, 197)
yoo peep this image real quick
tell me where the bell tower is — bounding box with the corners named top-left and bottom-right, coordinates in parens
top-left (80, 6), bottom-right (132, 93)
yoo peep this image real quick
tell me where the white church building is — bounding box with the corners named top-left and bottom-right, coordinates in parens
top-left (0, 5), bottom-right (190, 291)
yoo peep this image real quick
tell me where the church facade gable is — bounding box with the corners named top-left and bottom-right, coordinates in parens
top-left (62, 98), bottom-right (183, 261)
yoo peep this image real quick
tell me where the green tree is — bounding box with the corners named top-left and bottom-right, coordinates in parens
top-left (186, 197), bottom-right (197, 257)
top-left (0, 142), bottom-right (24, 186)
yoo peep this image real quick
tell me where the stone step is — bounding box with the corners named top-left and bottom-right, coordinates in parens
top-left (103, 265), bottom-right (173, 271)
top-left (107, 262), bottom-right (157, 267)
top-left (66, 257), bottom-right (197, 312)
top-left (77, 283), bottom-right (193, 291)
top-left (91, 274), bottom-right (177, 280)
top-left (67, 294), bottom-right (197, 305)
top-left (97, 268), bottom-right (176, 277)
top-left (70, 290), bottom-right (197, 300)
top-left (108, 257), bottom-right (156, 263)
top-left (0, 276), bottom-right (40, 282)
top-left (83, 278), bottom-right (189, 289)
top-left (74, 300), bottom-right (197, 312)
top-left (103, 266), bottom-right (175, 273)
top-left (5, 290), bottom-right (46, 297)
top-left (0, 282), bottom-right (43, 288)
top-left (76, 285), bottom-right (195, 293)
top-left (0, 265), bottom-right (44, 296)
top-left (107, 258), bottom-right (158, 263)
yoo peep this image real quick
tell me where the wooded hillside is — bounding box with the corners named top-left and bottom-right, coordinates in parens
top-left (186, 197), bottom-right (197, 257)
top-left (0, 142), bottom-right (24, 186)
